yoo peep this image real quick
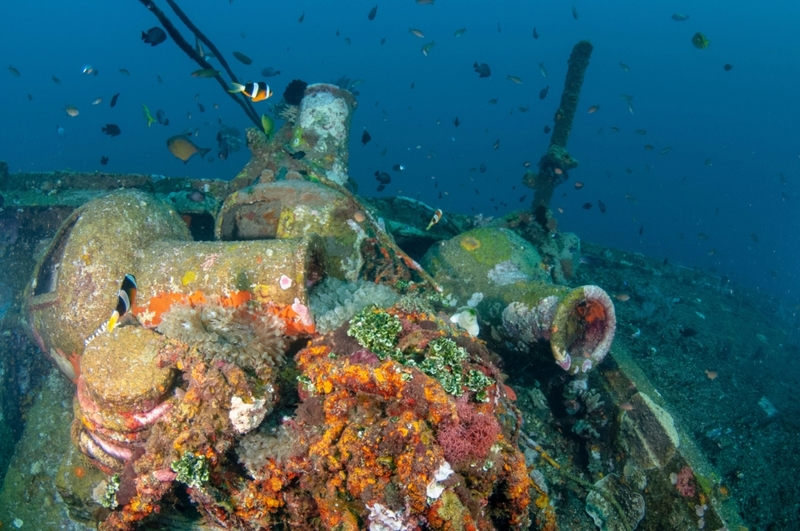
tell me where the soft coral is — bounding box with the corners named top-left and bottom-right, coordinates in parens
top-left (438, 396), bottom-right (501, 467)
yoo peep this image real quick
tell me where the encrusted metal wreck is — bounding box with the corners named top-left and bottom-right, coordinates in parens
top-left (0, 75), bottom-right (744, 531)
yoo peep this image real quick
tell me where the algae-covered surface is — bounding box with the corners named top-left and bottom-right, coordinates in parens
top-left (2, 234), bottom-right (798, 529)
top-left (0, 172), bottom-right (796, 529)
top-left (0, 370), bottom-right (86, 529)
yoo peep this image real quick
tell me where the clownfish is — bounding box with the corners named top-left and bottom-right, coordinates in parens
top-left (227, 82), bottom-right (273, 102)
top-left (425, 209), bottom-right (442, 231)
top-left (107, 274), bottom-right (137, 332)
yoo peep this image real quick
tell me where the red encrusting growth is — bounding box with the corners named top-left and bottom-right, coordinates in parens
top-left (437, 395), bottom-right (502, 467)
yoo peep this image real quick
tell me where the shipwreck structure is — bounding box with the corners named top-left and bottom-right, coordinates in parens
top-left (0, 32), bottom-right (747, 531)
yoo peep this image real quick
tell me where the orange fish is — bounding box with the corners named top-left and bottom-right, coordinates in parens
top-left (705, 369), bottom-right (718, 380)
top-left (502, 384), bottom-right (517, 401)
top-left (619, 402), bottom-right (634, 411)
top-left (426, 208), bottom-right (442, 230)
top-left (227, 82), bottom-right (273, 102)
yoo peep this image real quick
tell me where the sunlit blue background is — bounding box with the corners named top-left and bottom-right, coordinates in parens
top-left (2, 0), bottom-right (799, 303)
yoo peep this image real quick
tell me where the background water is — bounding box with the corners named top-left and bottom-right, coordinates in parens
top-left (1, 0), bottom-right (799, 302)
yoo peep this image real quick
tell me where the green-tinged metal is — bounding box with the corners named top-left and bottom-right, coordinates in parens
top-left (0, 168), bottom-right (230, 215)
top-left (422, 226), bottom-right (616, 374)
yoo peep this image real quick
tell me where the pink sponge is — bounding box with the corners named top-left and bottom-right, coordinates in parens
top-left (675, 467), bottom-right (696, 498)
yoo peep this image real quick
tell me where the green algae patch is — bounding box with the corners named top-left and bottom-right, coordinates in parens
top-left (454, 227), bottom-right (513, 266)
top-left (422, 227), bottom-right (550, 309)
top-left (347, 305), bottom-right (403, 360)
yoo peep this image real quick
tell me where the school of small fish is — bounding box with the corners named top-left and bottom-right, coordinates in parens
top-left (6, 1), bottom-right (754, 255)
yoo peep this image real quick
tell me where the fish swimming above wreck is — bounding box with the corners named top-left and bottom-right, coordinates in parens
top-left (167, 134), bottom-right (211, 163)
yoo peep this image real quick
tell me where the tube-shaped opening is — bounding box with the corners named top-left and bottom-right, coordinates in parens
top-left (33, 217), bottom-right (76, 296)
top-left (550, 285), bottom-right (616, 374)
top-left (218, 200), bottom-right (283, 241)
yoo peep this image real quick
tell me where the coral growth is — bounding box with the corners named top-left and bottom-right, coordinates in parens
top-left (347, 305), bottom-right (404, 360)
top-left (170, 452), bottom-right (210, 489)
top-left (281, 306), bottom-right (530, 530)
top-left (308, 277), bottom-right (399, 334)
top-left (82, 301), bottom-right (530, 531)
top-left (674, 467), bottom-right (697, 498)
top-left (437, 395), bottom-right (502, 467)
top-left (460, 236), bottom-right (481, 252)
top-left (157, 301), bottom-right (286, 377)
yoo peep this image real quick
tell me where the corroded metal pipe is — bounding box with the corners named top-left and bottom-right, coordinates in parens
top-left (216, 179), bottom-right (366, 282)
top-left (422, 227), bottom-right (615, 373)
top-left (530, 40), bottom-right (594, 208)
top-left (24, 189), bottom-right (324, 380)
top-left (133, 238), bottom-right (323, 328)
top-left (501, 284), bottom-right (616, 374)
top-left (290, 83), bottom-right (357, 186)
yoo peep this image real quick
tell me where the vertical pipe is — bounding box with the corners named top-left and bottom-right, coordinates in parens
top-left (532, 41), bottom-right (594, 209)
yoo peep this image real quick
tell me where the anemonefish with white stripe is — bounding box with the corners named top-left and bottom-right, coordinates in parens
top-left (227, 82), bottom-right (273, 102)
top-left (426, 209), bottom-right (443, 231)
top-left (107, 274), bottom-right (137, 332)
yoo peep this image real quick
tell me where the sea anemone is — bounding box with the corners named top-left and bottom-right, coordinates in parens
top-left (272, 101), bottom-right (299, 123)
top-left (157, 302), bottom-right (287, 377)
top-left (308, 277), bottom-right (399, 335)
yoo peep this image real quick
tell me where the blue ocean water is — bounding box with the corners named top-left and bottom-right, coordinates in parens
top-left (1, 0), bottom-right (798, 303)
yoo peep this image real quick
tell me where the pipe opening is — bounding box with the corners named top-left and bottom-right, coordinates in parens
top-left (219, 200), bottom-right (282, 241)
top-left (552, 286), bottom-right (616, 372)
top-left (33, 217), bottom-right (76, 296)
top-left (184, 213), bottom-right (215, 241)
top-left (567, 299), bottom-right (610, 359)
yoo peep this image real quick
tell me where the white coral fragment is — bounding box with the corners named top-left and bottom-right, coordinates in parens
top-left (450, 307), bottom-right (480, 337)
top-left (229, 395), bottom-right (268, 434)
